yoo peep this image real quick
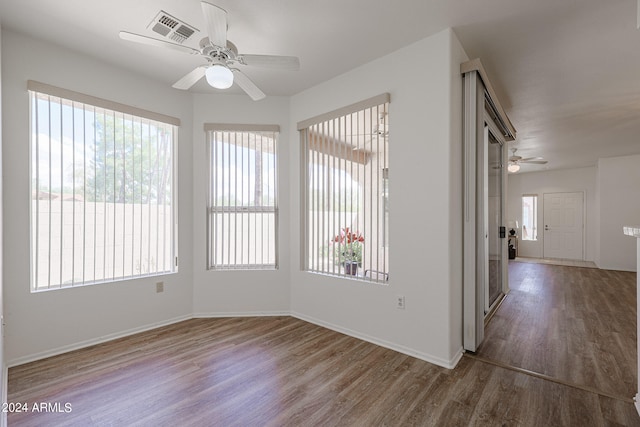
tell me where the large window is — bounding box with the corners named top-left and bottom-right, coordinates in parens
top-left (298, 94), bottom-right (389, 283)
top-left (522, 194), bottom-right (538, 241)
top-left (206, 125), bottom-right (279, 270)
top-left (29, 81), bottom-right (178, 291)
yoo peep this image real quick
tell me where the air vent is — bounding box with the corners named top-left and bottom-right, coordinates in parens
top-left (171, 25), bottom-right (195, 43)
top-left (158, 15), bottom-right (179, 29)
top-left (148, 11), bottom-right (198, 44)
top-left (151, 23), bottom-right (171, 37)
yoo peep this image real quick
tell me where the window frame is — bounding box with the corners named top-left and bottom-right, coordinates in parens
top-left (521, 194), bottom-right (538, 241)
top-left (205, 124), bottom-right (280, 270)
top-left (28, 81), bottom-right (179, 291)
top-left (298, 94), bottom-right (390, 283)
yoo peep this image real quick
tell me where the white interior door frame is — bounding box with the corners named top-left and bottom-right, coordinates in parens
top-left (463, 70), bottom-right (484, 352)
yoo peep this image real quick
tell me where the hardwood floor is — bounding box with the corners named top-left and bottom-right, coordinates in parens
top-left (8, 313), bottom-right (640, 426)
top-left (477, 261), bottom-right (637, 401)
top-left (514, 257), bottom-right (598, 268)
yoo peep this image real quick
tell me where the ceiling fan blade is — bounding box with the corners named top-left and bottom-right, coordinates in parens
top-left (519, 156), bottom-right (544, 162)
top-left (201, 1), bottom-right (227, 48)
top-left (521, 160), bottom-right (548, 164)
top-left (172, 66), bottom-right (207, 90)
top-left (119, 31), bottom-right (200, 55)
top-left (232, 69), bottom-right (266, 101)
top-left (238, 54), bottom-right (300, 71)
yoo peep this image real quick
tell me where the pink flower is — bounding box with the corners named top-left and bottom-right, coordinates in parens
top-left (332, 227), bottom-right (364, 244)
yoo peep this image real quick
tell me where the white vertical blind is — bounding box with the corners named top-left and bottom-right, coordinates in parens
top-left (299, 95), bottom-right (389, 283)
top-left (30, 88), bottom-right (177, 291)
top-left (206, 126), bottom-right (279, 269)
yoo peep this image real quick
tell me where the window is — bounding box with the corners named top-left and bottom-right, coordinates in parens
top-left (29, 81), bottom-right (178, 291)
top-left (206, 124), bottom-right (279, 269)
top-left (298, 94), bottom-right (389, 282)
top-left (522, 194), bottom-right (538, 241)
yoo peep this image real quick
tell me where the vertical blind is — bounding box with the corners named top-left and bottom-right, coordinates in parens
top-left (206, 125), bottom-right (279, 269)
top-left (29, 82), bottom-right (178, 291)
top-left (298, 94), bottom-right (390, 282)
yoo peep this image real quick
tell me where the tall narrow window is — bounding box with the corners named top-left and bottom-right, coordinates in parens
top-left (298, 94), bottom-right (390, 283)
top-left (522, 194), bottom-right (538, 241)
top-left (29, 81), bottom-right (178, 291)
top-left (206, 124), bottom-right (279, 269)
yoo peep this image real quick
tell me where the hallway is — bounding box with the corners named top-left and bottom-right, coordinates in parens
top-left (475, 260), bottom-right (637, 401)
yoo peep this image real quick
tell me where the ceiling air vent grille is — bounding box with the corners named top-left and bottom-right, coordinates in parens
top-left (158, 15), bottom-right (179, 29)
top-left (148, 11), bottom-right (198, 44)
top-left (171, 25), bottom-right (195, 43)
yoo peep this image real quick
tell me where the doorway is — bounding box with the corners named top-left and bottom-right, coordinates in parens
top-left (462, 63), bottom-right (511, 352)
top-left (542, 192), bottom-right (584, 260)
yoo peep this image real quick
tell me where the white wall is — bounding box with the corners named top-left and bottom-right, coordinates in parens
top-left (289, 28), bottom-right (467, 368)
top-left (191, 93), bottom-right (291, 315)
top-left (598, 155), bottom-right (640, 272)
top-left (507, 167), bottom-right (597, 261)
top-left (2, 30), bottom-right (194, 365)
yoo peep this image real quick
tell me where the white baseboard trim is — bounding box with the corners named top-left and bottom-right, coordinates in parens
top-left (7, 314), bottom-right (192, 368)
top-left (449, 346), bottom-right (464, 368)
top-left (291, 311), bottom-right (462, 369)
top-left (635, 393), bottom-right (640, 417)
top-left (192, 311), bottom-right (290, 318)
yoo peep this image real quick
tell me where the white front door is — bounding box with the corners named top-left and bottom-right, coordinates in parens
top-left (543, 192), bottom-right (584, 260)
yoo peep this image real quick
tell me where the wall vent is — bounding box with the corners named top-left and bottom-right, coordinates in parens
top-left (148, 11), bottom-right (198, 44)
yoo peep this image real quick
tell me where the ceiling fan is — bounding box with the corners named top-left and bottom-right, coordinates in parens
top-left (508, 148), bottom-right (548, 173)
top-left (119, 1), bottom-right (300, 100)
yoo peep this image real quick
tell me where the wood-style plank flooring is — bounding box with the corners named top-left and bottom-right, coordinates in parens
top-left (477, 261), bottom-right (637, 400)
top-left (7, 261), bottom-right (640, 426)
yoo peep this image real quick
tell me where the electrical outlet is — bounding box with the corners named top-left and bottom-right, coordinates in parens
top-left (156, 282), bottom-right (164, 293)
top-left (396, 295), bottom-right (405, 309)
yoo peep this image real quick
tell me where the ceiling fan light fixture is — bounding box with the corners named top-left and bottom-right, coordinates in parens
top-left (508, 163), bottom-right (520, 173)
top-left (205, 64), bottom-right (233, 89)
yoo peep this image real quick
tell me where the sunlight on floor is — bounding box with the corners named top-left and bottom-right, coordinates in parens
top-left (512, 257), bottom-right (597, 268)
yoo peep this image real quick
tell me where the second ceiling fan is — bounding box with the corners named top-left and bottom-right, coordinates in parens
top-left (508, 148), bottom-right (548, 173)
top-left (120, 1), bottom-right (300, 100)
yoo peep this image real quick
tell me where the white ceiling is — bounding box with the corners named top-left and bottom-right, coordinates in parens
top-left (1, 0), bottom-right (639, 172)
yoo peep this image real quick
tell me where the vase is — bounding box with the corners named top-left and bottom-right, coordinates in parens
top-left (344, 261), bottom-right (358, 276)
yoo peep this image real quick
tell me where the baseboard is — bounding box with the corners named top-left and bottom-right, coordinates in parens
top-left (7, 314), bottom-right (192, 368)
top-left (192, 311), bottom-right (290, 318)
top-left (8, 311), bottom-right (462, 371)
top-left (449, 346), bottom-right (464, 368)
top-left (291, 311), bottom-right (462, 369)
top-left (635, 393), bottom-right (640, 417)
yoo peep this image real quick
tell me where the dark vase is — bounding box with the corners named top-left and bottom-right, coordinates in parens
top-left (344, 261), bottom-right (358, 276)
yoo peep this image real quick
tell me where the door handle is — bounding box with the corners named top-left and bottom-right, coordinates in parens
top-left (545, 225), bottom-right (549, 231)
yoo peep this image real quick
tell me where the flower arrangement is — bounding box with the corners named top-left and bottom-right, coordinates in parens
top-left (332, 227), bottom-right (364, 266)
